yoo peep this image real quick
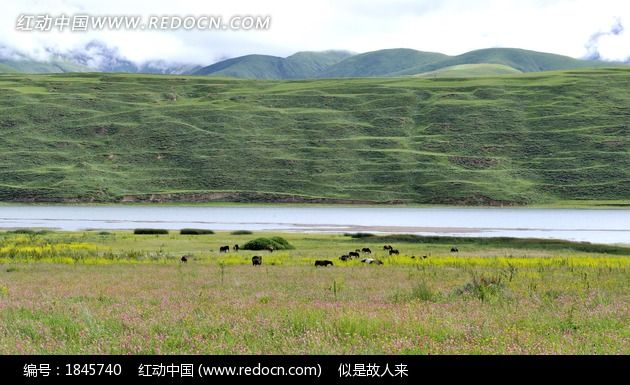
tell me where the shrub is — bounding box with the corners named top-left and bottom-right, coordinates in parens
top-left (8, 229), bottom-right (49, 235)
top-left (133, 228), bottom-right (168, 235)
top-left (180, 228), bottom-right (214, 235)
top-left (242, 237), bottom-right (294, 250)
top-left (230, 230), bottom-right (253, 235)
top-left (343, 232), bottom-right (375, 238)
top-left (456, 273), bottom-right (504, 302)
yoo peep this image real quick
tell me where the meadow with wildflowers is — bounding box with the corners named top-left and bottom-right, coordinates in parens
top-left (0, 230), bottom-right (628, 354)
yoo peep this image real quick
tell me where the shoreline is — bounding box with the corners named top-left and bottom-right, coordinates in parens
top-left (0, 201), bottom-right (629, 209)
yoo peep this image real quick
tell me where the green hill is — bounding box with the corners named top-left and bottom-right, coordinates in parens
top-left (316, 48), bottom-right (448, 78)
top-left (0, 68), bottom-right (628, 205)
top-left (416, 63), bottom-right (523, 77)
top-left (397, 48), bottom-right (607, 75)
top-left (285, 50), bottom-right (354, 77)
top-left (193, 51), bottom-right (352, 79)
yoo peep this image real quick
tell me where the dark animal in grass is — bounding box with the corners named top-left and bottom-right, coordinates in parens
top-left (383, 245), bottom-right (393, 250)
top-left (348, 251), bottom-right (360, 258)
top-left (252, 256), bottom-right (262, 266)
top-left (389, 249), bottom-right (400, 255)
top-left (267, 246), bottom-right (274, 253)
top-left (361, 258), bottom-right (383, 265)
top-left (339, 255), bottom-right (350, 261)
top-left (233, 244), bottom-right (239, 251)
top-left (361, 248), bottom-right (372, 254)
top-left (219, 245), bottom-right (230, 253)
top-left (423, 255), bottom-right (428, 259)
top-left (180, 255), bottom-right (188, 263)
top-left (450, 247), bottom-right (459, 252)
top-left (315, 260), bottom-right (334, 267)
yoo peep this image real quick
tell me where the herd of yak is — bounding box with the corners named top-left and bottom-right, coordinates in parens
top-left (179, 243), bottom-right (460, 266)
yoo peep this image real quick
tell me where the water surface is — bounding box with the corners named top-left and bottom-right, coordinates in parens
top-left (0, 205), bottom-right (628, 244)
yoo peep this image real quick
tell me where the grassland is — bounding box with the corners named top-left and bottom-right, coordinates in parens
top-left (0, 68), bottom-right (629, 206)
top-left (0, 230), bottom-right (628, 354)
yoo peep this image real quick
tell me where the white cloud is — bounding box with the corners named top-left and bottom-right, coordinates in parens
top-left (0, 0), bottom-right (628, 64)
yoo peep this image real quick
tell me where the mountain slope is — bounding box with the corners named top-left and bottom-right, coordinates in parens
top-left (193, 51), bottom-right (353, 79)
top-left (396, 48), bottom-right (607, 75)
top-left (416, 64), bottom-right (523, 77)
top-left (316, 48), bottom-right (448, 78)
top-left (0, 68), bottom-right (628, 205)
top-left (192, 54), bottom-right (294, 79)
top-left (285, 50), bottom-right (354, 77)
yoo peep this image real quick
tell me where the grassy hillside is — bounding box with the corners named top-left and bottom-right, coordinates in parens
top-left (285, 50), bottom-right (354, 77)
top-left (0, 68), bottom-right (628, 204)
top-left (417, 64), bottom-right (522, 77)
top-left (193, 51), bottom-right (352, 79)
top-left (316, 48), bottom-right (448, 78)
top-left (396, 48), bottom-right (607, 76)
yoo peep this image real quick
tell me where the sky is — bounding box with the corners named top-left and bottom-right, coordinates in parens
top-left (1, 0), bottom-right (629, 65)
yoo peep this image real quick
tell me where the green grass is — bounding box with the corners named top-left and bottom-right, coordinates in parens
top-left (0, 68), bottom-right (629, 206)
top-left (0, 230), bottom-right (627, 354)
top-left (363, 234), bottom-right (630, 255)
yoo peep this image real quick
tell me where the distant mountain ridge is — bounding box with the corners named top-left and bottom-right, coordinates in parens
top-left (0, 43), bottom-right (623, 77)
top-left (0, 41), bottom-right (201, 75)
top-left (194, 47), bottom-right (615, 79)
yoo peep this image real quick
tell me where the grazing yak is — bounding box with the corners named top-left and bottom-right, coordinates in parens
top-left (339, 255), bottom-right (350, 261)
top-left (361, 258), bottom-right (383, 265)
top-left (383, 245), bottom-right (393, 250)
top-left (252, 256), bottom-right (262, 266)
top-left (315, 260), bottom-right (334, 267)
top-left (180, 255), bottom-right (188, 263)
top-left (233, 244), bottom-right (239, 252)
top-left (267, 246), bottom-right (274, 253)
top-left (389, 249), bottom-right (400, 255)
top-left (219, 245), bottom-right (230, 253)
top-left (361, 248), bottom-right (372, 254)
top-left (450, 247), bottom-right (459, 253)
top-left (348, 251), bottom-right (360, 258)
